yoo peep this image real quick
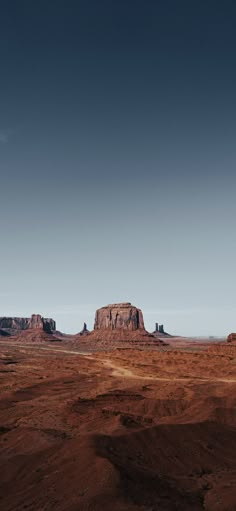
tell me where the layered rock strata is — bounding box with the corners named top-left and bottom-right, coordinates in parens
top-left (0, 315), bottom-right (56, 335)
top-left (94, 302), bottom-right (145, 331)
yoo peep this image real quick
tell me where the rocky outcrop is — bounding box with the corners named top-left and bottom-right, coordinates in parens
top-left (79, 322), bottom-right (90, 336)
top-left (28, 314), bottom-right (45, 330)
top-left (153, 323), bottom-right (172, 337)
top-left (94, 302), bottom-right (145, 331)
top-left (227, 333), bottom-right (236, 343)
top-left (153, 323), bottom-right (165, 334)
top-left (77, 302), bottom-right (166, 347)
top-left (0, 315), bottom-right (56, 335)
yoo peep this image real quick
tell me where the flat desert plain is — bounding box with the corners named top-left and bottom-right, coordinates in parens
top-left (0, 341), bottom-right (236, 511)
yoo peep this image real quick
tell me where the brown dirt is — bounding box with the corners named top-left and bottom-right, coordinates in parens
top-left (74, 328), bottom-right (166, 348)
top-left (0, 340), bottom-right (236, 510)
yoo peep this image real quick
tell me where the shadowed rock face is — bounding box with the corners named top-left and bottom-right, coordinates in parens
top-left (0, 315), bottom-right (56, 335)
top-left (94, 302), bottom-right (145, 331)
top-left (0, 329), bottom-right (10, 337)
top-left (152, 323), bottom-right (172, 337)
top-left (227, 333), bottom-right (236, 343)
top-left (0, 317), bottom-right (29, 331)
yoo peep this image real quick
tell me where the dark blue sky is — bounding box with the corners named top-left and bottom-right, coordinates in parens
top-left (0, 1), bottom-right (236, 335)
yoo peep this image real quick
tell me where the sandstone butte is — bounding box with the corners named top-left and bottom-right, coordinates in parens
top-left (78, 302), bottom-right (165, 346)
top-left (94, 302), bottom-right (145, 330)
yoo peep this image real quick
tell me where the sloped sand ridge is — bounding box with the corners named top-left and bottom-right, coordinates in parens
top-left (95, 421), bottom-right (236, 511)
top-left (77, 328), bottom-right (165, 347)
top-left (0, 341), bottom-right (236, 510)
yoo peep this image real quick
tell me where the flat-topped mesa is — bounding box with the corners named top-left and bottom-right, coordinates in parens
top-left (94, 302), bottom-right (145, 331)
top-left (0, 315), bottom-right (56, 335)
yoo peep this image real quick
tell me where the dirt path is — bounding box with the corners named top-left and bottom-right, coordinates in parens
top-left (1, 342), bottom-right (236, 384)
top-left (102, 358), bottom-right (236, 383)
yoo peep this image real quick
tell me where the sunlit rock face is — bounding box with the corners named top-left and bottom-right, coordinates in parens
top-left (94, 302), bottom-right (145, 331)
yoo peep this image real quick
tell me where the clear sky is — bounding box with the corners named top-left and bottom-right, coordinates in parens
top-left (0, 1), bottom-right (236, 336)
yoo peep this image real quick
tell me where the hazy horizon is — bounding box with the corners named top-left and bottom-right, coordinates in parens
top-left (1, 1), bottom-right (236, 337)
top-left (0, 299), bottom-right (233, 338)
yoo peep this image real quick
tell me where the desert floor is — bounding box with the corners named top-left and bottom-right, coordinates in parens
top-left (0, 340), bottom-right (236, 511)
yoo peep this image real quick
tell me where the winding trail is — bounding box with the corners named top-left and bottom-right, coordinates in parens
top-left (1, 341), bottom-right (236, 384)
top-left (102, 358), bottom-right (236, 383)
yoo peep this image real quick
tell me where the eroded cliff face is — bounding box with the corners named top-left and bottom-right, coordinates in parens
top-left (94, 302), bottom-right (145, 331)
top-left (0, 317), bottom-right (29, 331)
top-left (0, 315), bottom-right (56, 335)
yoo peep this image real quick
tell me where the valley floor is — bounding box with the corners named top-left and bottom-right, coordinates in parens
top-left (0, 341), bottom-right (236, 511)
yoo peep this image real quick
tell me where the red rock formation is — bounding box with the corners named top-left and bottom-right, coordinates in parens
top-left (12, 329), bottom-right (60, 343)
top-left (227, 333), bottom-right (236, 343)
top-left (94, 302), bottom-right (145, 331)
top-left (78, 302), bottom-right (166, 347)
top-left (28, 314), bottom-right (44, 329)
top-left (0, 315), bottom-right (56, 335)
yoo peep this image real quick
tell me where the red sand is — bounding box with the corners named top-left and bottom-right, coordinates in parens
top-left (0, 339), bottom-right (236, 510)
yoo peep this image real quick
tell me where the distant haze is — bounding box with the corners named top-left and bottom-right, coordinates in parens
top-left (0, 1), bottom-right (236, 336)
